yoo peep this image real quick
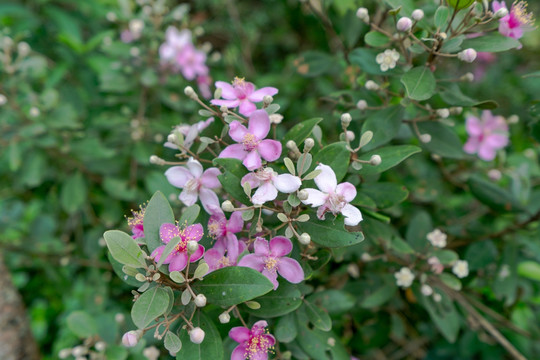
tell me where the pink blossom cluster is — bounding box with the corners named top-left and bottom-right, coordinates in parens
top-left (464, 111), bottom-right (509, 161)
top-left (493, 1), bottom-right (535, 43)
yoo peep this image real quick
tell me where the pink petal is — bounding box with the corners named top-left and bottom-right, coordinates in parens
top-left (238, 254), bottom-right (265, 271)
top-left (201, 168), bottom-right (222, 189)
top-left (215, 81), bottom-right (238, 100)
top-left (252, 320), bottom-right (269, 333)
top-left (186, 158), bottom-right (203, 178)
top-left (248, 87), bottom-right (279, 102)
top-left (229, 121), bottom-right (250, 143)
top-left (258, 139), bottom-right (282, 162)
top-left (160, 223), bottom-right (180, 243)
top-left (227, 211), bottom-right (244, 233)
top-left (341, 204), bottom-right (363, 226)
top-left (179, 189), bottom-right (198, 207)
top-left (254, 238), bottom-right (270, 256)
top-left (466, 116), bottom-right (483, 137)
top-left (241, 172), bottom-right (261, 189)
top-left (199, 187), bottom-right (220, 214)
top-left (210, 99), bottom-right (240, 108)
top-left (184, 223), bottom-right (204, 242)
top-left (247, 110), bottom-right (271, 139)
top-left (263, 334), bottom-right (276, 347)
top-left (314, 164), bottom-right (337, 193)
top-left (231, 345), bottom-right (248, 360)
top-left (277, 257), bottom-right (304, 284)
top-left (269, 236), bottom-right (292, 257)
top-left (159, 43), bottom-right (174, 60)
top-left (238, 100), bottom-right (257, 116)
top-left (336, 182), bottom-right (357, 202)
top-left (252, 182), bottom-right (278, 204)
top-left (485, 134), bottom-right (508, 148)
top-left (478, 144), bottom-right (497, 161)
top-left (229, 327), bottom-right (250, 343)
top-left (204, 248), bottom-right (224, 271)
top-left (224, 233), bottom-right (240, 260)
top-left (243, 150), bottom-right (262, 171)
top-left (302, 188), bottom-right (327, 207)
top-left (273, 174), bottom-right (301, 193)
top-left (464, 137), bottom-right (480, 154)
top-left (189, 244), bottom-right (205, 262)
top-left (262, 268), bottom-right (279, 290)
top-left (165, 167), bottom-right (194, 188)
top-left (169, 252), bottom-right (188, 271)
top-left (151, 245), bottom-right (166, 262)
top-left (219, 144), bottom-right (248, 161)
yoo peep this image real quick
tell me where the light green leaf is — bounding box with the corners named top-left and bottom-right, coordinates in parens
top-left (518, 261), bottom-right (540, 281)
top-left (104, 230), bottom-right (147, 268)
top-left (131, 287), bottom-right (170, 329)
top-left (164, 331), bottom-right (182, 354)
top-left (61, 172), bottom-right (87, 214)
top-left (179, 204), bottom-right (200, 226)
top-left (356, 145), bottom-right (422, 175)
top-left (67, 311), bottom-right (97, 338)
top-left (144, 191), bottom-right (175, 252)
top-left (447, 0), bottom-right (475, 10)
top-left (364, 31), bottom-right (390, 47)
top-left (461, 33), bottom-right (521, 52)
top-left (434, 6), bottom-right (449, 28)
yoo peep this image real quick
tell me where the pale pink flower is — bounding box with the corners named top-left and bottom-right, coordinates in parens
top-left (207, 207), bottom-right (244, 259)
top-left (165, 157), bottom-right (221, 212)
top-left (219, 110), bottom-right (282, 171)
top-left (211, 77), bottom-right (278, 116)
top-left (204, 240), bottom-right (247, 273)
top-left (159, 27), bottom-right (208, 81)
top-left (492, 1), bottom-right (535, 41)
top-left (241, 168), bottom-right (301, 205)
top-left (464, 111), bottom-right (509, 161)
top-left (238, 236), bottom-right (304, 289)
top-left (151, 223), bottom-right (204, 272)
top-left (428, 256), bottom-right (444, 274)
top-left (229, 320), bottom-right (275, 360)
top-left (301, 164), bottom-right (363, 226)
top-left (165, 118), bottom-right (214, 151)
top-left (196, 74), bottom-right (212, 99)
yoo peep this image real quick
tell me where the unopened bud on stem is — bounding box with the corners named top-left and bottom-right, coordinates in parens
top-left (396, 17), bottom-right (412, 32)
top-left (356, 7), bottom-right (369, 23)
top-left (341, 113), bottom-right (352, 127)
top-left (221, 200), bottom-right (234, 212)
top-left (298, 233), bottom-right (311, 245)
top-left (189, 327), bottom-right (205, 344)
top-left (219, 312), bottom-right (231, 324)
top-left (263, 95), bottom-right (273, 106)
top-left (304, 137), bottom-right (315, 152)
top-left (184, 86), bottom-right (198, 100)
top-left (187, 240), bottom-right (199, 254)
top-left (370, 154), bottom-right (382, 166)
top-left (297, 189), bottom-right (309, 201)
top-left (412, 9), bottom-right (424, 21)
top-left (194, 294), bottom-right (207, 307)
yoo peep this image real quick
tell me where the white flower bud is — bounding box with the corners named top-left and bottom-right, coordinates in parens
top-left (433, 293), bottom-right (442, 302)
top-left (167, 133), bottom-right (177, 143)
top-left (356, 99), bottom-right (368, 110)
top-left (488, 169), bottom-right (502, 181)
top-left (219, 312), bottom-right (231, 324)
top-left (269, 114), bottom-right (283, 124)
top-left (59, 349), bottom-right (72, 359)
top-left (130, 47), bottom-right (140, 57)
top-left (507, 114), bottom-right (519, 124)
top-left (122, 331), bottom-right (140, 347)
top-left (95, 341), bottom-right (107, 352)
top-left (356, 7), bottom-right (369, 23)
top-left (361, 252), bottom-right (372, 261)
top-left (184, 86), bottom-right (198, 99)
top-left (194, 294), bottom-right (207, 307)
top-left (412, 9), bottom-right (424, 21)
top-left (220, 105), bottom-right (228, 113)
top-left (106, 12), bottom-right (117, 22)
top-left (0, 94), bottom-right (7, 106)
top-left (420, 133), bottom-right (432, 143)
top-left (263, 95), bottom-right (273, 105)
top-left (189, 327), bottom-right (205, 344)
top-left (421, 284), bottom-right (433, 296)
top-left (304, 137), bottom-right (315, 152)
top-left (297, 189), bottom-right (309, 201)
top-left (450, 106), bottom-right (463, 115)
top-left (286, 140), bottom-right (298, 150)
top-left (494, 7), bottom-right (509, 19)
top-left (365, 80), bottom-right (379, 91)
top-left (149, 155), bottom-right (165, 165)
top-left (143, 346), bottom-right (160, 360)
top-left (396, 17), bottom-right (413, 32)
top-left (346, 131), bottom-right (355, 142)
top-left (341, 113), bottom-right (352, 127)
top-left (370, 154), bottom-right (382, 166)
top-left (457, 48), bottom-right (477, 63)
top-left (129, 19), bottom-right (144, 34)
top-left (187, 240), bottom-right (199, 254)
top-left (436, 108), bottom-right (450, 118)
top-left (17, 42), bottom-right (30, 57)
top-left (221, 200), bottom-right (235, 212)
top-left (115, 313), bottom-right (125, 323)
top-left (298, 233), bottom-right (311, 245)
top-left (439, 32), bottom-right (448, 40)
top-left (462, 72), bottom-right (475, 82)
top-left (29, 106), bottom-right (40, 117)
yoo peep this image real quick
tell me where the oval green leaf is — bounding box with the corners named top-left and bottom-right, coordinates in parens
top-left (131, 287), bottom-right (170, 329)
top-left (401, 66), bottom-right (436, 101)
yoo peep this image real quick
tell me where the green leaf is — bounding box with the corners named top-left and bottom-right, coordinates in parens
top-left (447, 0), bottom-right (475, 10)
top-left (283, 118), bottom-right (323, 147)
top-left (104, 346), bottom-right (128, 360)
top-left (303, 301), bottom-right (332, 331)
top-left (191, 267), bottom-right (274, 307)
top-left (360, 282), bottom-right (397, 308)
top-left (361, 106), bottom-right (404, 151)
top-left (468, 175), bottom-right (523, 213)
top-left (313, 142), bottom-right (350, 182)
top-left (164, 331), bottom-right (182, 354)
top-left (439, 83), bottom-right (498, 109)
top-left (390, 237), bottom-right (415, 255)
top-left (405, 211), bottom-right (432, 251)
top-left (517, 261), bottom-right (540, 281)
top-left (307, 290), bottom-right (356, 314)
top-left (104, 230), bottom-right (147, 268)
top-left (107, 252), bottom-right (141, 287)
top-left (61, 172), bottom-right (87, 214)
top-left (244, 282), bottom-right (302, 318)
top-left (434, 6), bottom-right (449, 28)
top-left (213, 158), bottom-right (250, 204)
top-left (178, 311), bottom-right (223, 360)
top-left (440, 273), bottom-right (462, 291)
top-left (297, 216), bottom-right (364, 248)
top-left (67, 311), bottom-right (97, 338)
top-left (308, 249), bottom-right (333, 272)
top-left (361, 182), bottom-right (409, 209)
top-left (416, 122), bottom-right (465, 159)
top-left (356, 145), bottom-right (422, 175)
top-left (401, 66), bottom-right (436, 101)
top-left (179, 204), bottom-right (200, 226)
top-left (434, 249), bottom-right (459, 265)
top-left (420, 290), bottom-right (461, 343)
top-left (131, 287), bottom-right (170, 329)
top-left (144, 191), bottom-right (175, 253)
top-left (275, 313), bottom-right (298, 343)
top-left (364, 31), bottom-right (390, 47)
top-left (157, 236), bottom-right (182, 267)
top-left (461, 33), bottom-right (521, 52)
top-left (297, 51), bottom-right (335, 77)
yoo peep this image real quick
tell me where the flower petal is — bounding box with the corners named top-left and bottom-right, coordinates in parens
top-left (231, 345), bottom-right (248, 360)
top-left (247, 110), bottom-right (271, 139)
top-left (201, 168), bottom-right (222, 189)
top-left (241, 172), bottom-right (261, 189)
top-left (243, 150), bottom-right (262, 171)
top-left (238, 100), bottom-right (257, 116)
top-left (215, 81), bottom-right (237, 100)
top-left (335, 182), bottom-right (357, 202)
top-left (478, 144), bottom-right (497, 161)
top-left (150, 245), bottom-right (166, 262)
top-left (248, 87), bottom-right (279, 102)
top-left (466, 116), bottom-right (483, 137)
top-left (227, 211), bottom-right (244, 233)
top-left (314, 164), bottom-right (337, 193)
top-left (229, 121), bottom-right (250, 143)
top-left (301, 188), bottom-right (327, 207)
top-left (463, 137), bottom-right (480, 154)
top-left (165, 166), bottom-right (194, 188)
top-left (254, 238), bottom-right (270, 256)
top-left (186, 157), bottom-right (203, 178)
top-left (252, 182), bottom-right (278, 205)
top-left (273, 174), bottom-right (301, 193)
top-left (199, 187), bottom-right (220, 214)
top-left (277, 257), bottom-right (304, 284)
top-left (258, 139), bottom-right (282, 162)
top-left (184, 223), bottom-right (204, 242)
top-left (229, 327), bottom-right (250, 343)
top-left (189, 244), bottom-right (205, 262)
top-left (269, 236), bottom-right (292, 257)
top-left (219, 144), bottom-right (248, 160)
top-left (485, 134), bottom-right (508, 148)
top-left (210, 99), bottom-right (240, 108)
top-left (341, 204), bottom-right (363, 226)
top-left (160, 223), bottom-right (180, 243)
top-left (204, 248), bottom-right (224, 271)
top-left (238, 254), bottom-right (265, 271)
top-left (169, 252), bottom-right (188, 272)
top-left (262, 268), bottom-right (279, 290)
top-left (179, 189), bottom-right (198, 207)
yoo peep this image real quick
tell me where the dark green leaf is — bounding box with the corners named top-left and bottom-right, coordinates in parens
top-left (297, 216), bottom-right (364, 248)
top-left (144, 191), bottom-right (175, 253)
top-left (61, 172), bottom-right (87, 214)
top-left (308, 290), bottom-right (356, 314)
top-left (283, 118), bottom-right (323, 147)
top-left (178, 311), bottom-right (223, 360)
top-left (416, 122), bottom-right (465, 159)
top-left (361, 106), bottom-right (404, 151)
top-left (401, 66), bottom-right (436, 101)
top-left (361, 182), bottom-right (409, 209)
top-left (213, 158), bottom-right (251, 205)
top-left (360, 283), bottom-right (397, 308)
top-left (304, 301), bottom-right (332, 331)
top-left (297, 51), bottom-right (335, 77)
top-left (461, 33), bottom-right (521, 52)
top-left (244, 282), bottom-right (302, 318)
top-left (179, 204), bottom-right (200, 226)
top-left (468, 175), bottom-right (524, 213)
top-left (434, 6), bottom-right (449, 28)
top-left (275, 313), bottom-right (298, 343)
top-left (405, 211), bottom-right (432, 251)
top-left (356, 145), bottom-right (422, 175)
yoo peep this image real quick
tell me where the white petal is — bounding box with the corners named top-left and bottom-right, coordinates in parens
top-left (187, 157), bottom-right (203, 178)
top-left (301, 188), bottom-right (327, 207)
top-left (341, 204), bottom-right (363, 226)
top-left (165, 166), bottom-right (193, 188)
top-left (251, 182), bottom-right (278, 205)
top-left (314, 164), bottom-right (337, 193)
top-left (273, 174), bottom-right (301, 194)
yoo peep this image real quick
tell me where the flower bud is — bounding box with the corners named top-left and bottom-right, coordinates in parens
top-left (122, 330), bottom-right (141, 347)
top-left (219, 312), bottom-right (231, 324)
top-left (263, 95), bottom-right (273, 106)
top-left (412, 9), bottom-right (424, 21)
top-left (439, 32), bottom-right (448, 40)
top-left (346, 131), bottom-right (355, 142)
top-left (488, 169), bottom-right (502, 181)
top-left (95, 341), bottom-right (106, 352)
top-left (396, 17), bottom-right (412, 32)
top-left (450, 107), bottom-right (463, 115)
top-left (369, 154), bottom-right (382, 166)
top-left (59, 349), bottom-right (72, 359)
top-left (269, 114), bottom-right (283, 124)
top-left (286, 140), bottom-right (298, 151)
top-left (220, 105), bottom-right (228, 113)
top-left (433, 293), bottom-right (442, 302)
top-left (184, 86), bottom-right (198, 100)
top-left (187, 240), bottom-right (199, 254)
top-left (297, 189), bottom-right (309, 201)
top-left (365, 80), bottom-right (379, 91)
top-left (149, 155), bottom-right (165, 165)
top-left (17, 42), bottom-right (30, 57)
top-left (356, 99), bottom-right (367, 110)
top-left (298, 233), bottom-right (311, 245)
top-left (189, 327), bottom-right (205, 344)
top-left (194, 294), bottom-right (207, 307)
top-left (221, 200), bottom-right (234, 212)
top-left (421, 284), bottom-right (433, 296)
top-left (0, 94), bottom-right (6, 106)
top-left (507, 114), bottom-right (519, 124)
top-left (29, 106), bottom-right (40, 117)
top-left (457, 48), bottom-right (477, 63)
top-left (341, 113), bottom-right (352, 127)
top-left (420, 133), bottom-right (432, 143)
top-left (356, 7), bottom-right (369, 23)
top-left (115, 313), bottom-right (125, 323)
top-left (462, 72), bottom-right (475, 82)
top-left (436, 108), bottom-right (450, 119)
top-left (494, 7), bottom-right (509, 19)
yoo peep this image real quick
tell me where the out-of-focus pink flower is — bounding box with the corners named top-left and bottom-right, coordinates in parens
top-left (127, 204), bottom-right (146, 241)
top-left (428, 256), bottom-right (444, 274)
top-left (197, 74), bottom-right (212, 99)
top-left (211, 77), bottom-right (278, 116)
top-left (206, 207), bottom-right (244, 259)
top-left (165, 118), bottom-right (214, 151)
top-left (219, 110), bottom-right (282, 171)
top-left (204, 240), bottom-right (246, 273)
top-left (492, 1), bottom-right (535, 42)
top-left (301, 164), bottom-right (363, 226)
top-left (159, 27), bottom-right (208, 81)
top-left (238, 236), bottom-right (304, 289)
top-left (464, 111), bottom-right (509, 161)
top-left (241, 168), bottom-right (301, 205)
top-left (229, 320), bottom-right (275, 360)
top-left (165, 157), bottom-right (221, 212)
top-left (151, 223), bottom-right (204, 272)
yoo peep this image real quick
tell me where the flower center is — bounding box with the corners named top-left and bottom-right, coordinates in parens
top-left (185, 178), bottom-right (199, 192)
top-left (255, 168), bottom-right (275, 182)
top-left (242, 133), bottom-right (260, 152)
top-left (233, 76), bottom-right (248, 99)
top-left (327, 192), bottom-right (347, 213)
top-left (244, 334), bottom-right (272, 359)
top-left (208, 221), bottom-right (222, 238)
top-left (218, 256), bottom-right (231, 268)
top-left (264, 257), bottom-right (278, 273)
top-left (512, 1), bottom-right (534, 26)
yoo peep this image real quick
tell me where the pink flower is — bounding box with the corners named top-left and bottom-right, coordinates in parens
top-left (151, 223), bottom-right (204, 272)
top-left (219, 110), bottom-right (282, 171)
top-left (238, 237), bottom-right (304, 289)
top-left (428, 256), bottom-right (444, 274)
top-left (204, 240), bottom-right (247, 273)
top-left (196, 74), bottom-right (212, 99)
top-left (207, 207), bottom-right (244, 259)
top-left (241, 168), bottom-right (301, 205)
top-left (165, 157), bottom-right (221, 212)
top-left (165, 117), bottom-right (214, 151)
top-left (159, 27), bottom-right (208, 81)
top-left (127, 204), bottom-right (146, 241)
top-left (464, 111), bottom-right (509, 161)
top-left (229, 320), bottom-right (275, 360)
top-left (492, 1), bottom-right (535, 41)
top-left (301, 164), bottom-right (363, 226)
top-left (211, 77), bottom-right (278, 116)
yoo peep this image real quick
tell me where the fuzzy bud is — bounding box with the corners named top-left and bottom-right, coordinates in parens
top-left (433, 293), bottom-right (442, 302)
top-left (420, 133), bottom-right (432, 143)
top-left (298, 233), bottom-right (311, 245)
top-left (356, 7), bottom-right (369, 23)
top-left (0, 94), bottom-right (6, 106)
top-left (297, 189), bottom-right (309, 201)
top-left (304, 137), bottom-right (315, 152)
top-left (462, 72), bottom-right (475, 82)
top-left (369, 154), bottom-right (382, 166)
top-left (356, 99), bottom-right (368, 110)
top-left (149, 155), bottom-right (165, 165)
top-left (286, 140), bottom-right (298, 151)
top-left (189, 327), bottom-right (205, 344)
top-left (187, 240), bottom-right (199, 254)
top-left (29, 106), bottom-right (40, 117)
top-left (436, 108), bottom-right (450, 119)
top-left (219, 312), bottom-right (231, 324)
top-left (450, 106), bottom-right (463, 115)
top-left (221, 200), bottom-right (234, 212)
top-left (194, 294), bottom-right (207, 307)
top-left (494, 7), bottom-right (509, 19)
top-left (457, 48), bottom-right (477, 63)
top-left (412, 9), bottom-right (424, 21)
top-left (122, 331), bottom-right (141, 347)
top-left (341, 113), bottom-right (352, 127)
top-left (115, 313), bottom-right (125, 323)
top-left (396, 17), bottom-right (412, 32)
top-left (95, 341), bottom-right (107, 352)
top-left (269, 114), bottom-right (283, 124)
top-left (346, 131), bottom-right (355, 142)
top-left (184, 86), bottom-right (198, 100)
top-left (263, 95), bottom-right (273, 106)
top-left (59, 349), bottom-right (72, 359)
top-left (439, 32), bottom-right (448, 40)
top-left (17, 42), bottom-right (31, 57)
top-left (365, 80), bottom-right (379, 91)
top-left (421, 284), bottom-right (433, 296)
top-left (507, 114), bottom-right (519, 124)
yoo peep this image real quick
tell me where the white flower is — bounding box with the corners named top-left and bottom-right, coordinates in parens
top-left (301, 164), bottom-right (362, 226)
top-left (241, 168), bottom-right (301, 205)
top-left (365, 80), bottom-right (379, 91)
top-left (421, 284), bottom-right (433, 296)
top-left (165, 117), bottom-right (214, 151)
top-left (395, 267), bottom-right (415, 288)
top-left (427, 228), bottom-right (447, 248)
top-left (375, 49), bottom-right (400, 72)
top-left (452, 260), bottom-right (469, 278)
